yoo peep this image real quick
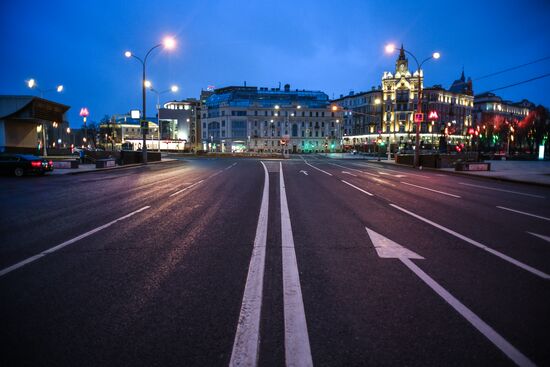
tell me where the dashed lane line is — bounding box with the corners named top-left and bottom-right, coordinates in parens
top-left (401, 181), bottom-right (461, 198)
top-left (341, 180), bottom-right (374, 196)
top-left (459, 182), bottom-right (545, 199)
top-left (0, 206), bottom-right (151, 278)
top-left (169, 180), bottom-right (204, 197)
top-left (305, 161), bottom-right (332, 176)
top-left (390, 204), bottom-right (550, 280)
top-left (496, 206), bottom-right (550, 221)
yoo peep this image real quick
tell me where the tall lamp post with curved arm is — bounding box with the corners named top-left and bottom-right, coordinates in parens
top-left (124, 36), bottom-right (175, 164)
top-left (148, 84), bottom-right (179, 152)
top-left (385, 44), bottom-right (440, 168)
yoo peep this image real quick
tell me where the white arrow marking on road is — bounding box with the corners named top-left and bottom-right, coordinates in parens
top-left (300, 170), bottom-right (309, 176)
top-left (527, 232), bottom-right (550, 243)
top-left (342, 171), bottom-right (358, 177)
top-left (365, 227), bottom-right (536, 367)
top-left (390, 204), bottom-right (550, 280)
top-left (366, 227), bottom-right (423, 259)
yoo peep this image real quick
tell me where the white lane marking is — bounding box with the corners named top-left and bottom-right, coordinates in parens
top-left (299, 170), bottom-right (309, 176)
top-left (527, 232), bottom-right (550, 243)
top-left (371, 177), bottom-right (396, 187)
top-left (390, 204), bottom-right (550, 280)
top-left (225, 162), bottom-right (238, 170)
top-left (497, 206), bottom-right (550, 222)
top-left (280, 162), bottom-right (313, 367)
top-left (341, 180), bottom-right (374, 196)
top-left (329, 162), bottom-right (380, 177)
top-left (400, 257), bottom-right (536, 367)
top-left (366, 227), bottom-right (423, 259)
top-left (342, 171), bottom-right (358, 177)
top-left (0, 206), bottom-right (151, 278)
top-left (401, 181), bottom-right (461, 198)
top-left (365, 227), bottom-right (536, 367)
top-left (459, 182), bottom-right (545, 199)
top-left (379, 172), bottom-right (406, 178)
top-left (355, 162), bottom-right (430, 178)
top-left (169, 180), bottom-right (204, 197)
top-left (230, 162), bottom-right (269, 367)
top-left (305, 161), bottom-right (332, 176)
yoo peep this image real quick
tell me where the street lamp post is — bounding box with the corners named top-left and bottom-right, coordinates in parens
top-left (385, 44), bottom-right (440, 168)
top-left (148, 84), bottom-right (179, 152)
top-left (125, 37), bottom-right (175, 164)
top-left (27, 79), bottom-right (63, 156)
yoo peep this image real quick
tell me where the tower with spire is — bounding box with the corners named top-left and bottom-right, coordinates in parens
top-left (395, 44), bottom-right (409, 73)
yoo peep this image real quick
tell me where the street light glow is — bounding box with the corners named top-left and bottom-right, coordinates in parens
top-left (163, 37), bottom-right (176, 49)
top-left (374, 98), bottom-right (381, 105)
top-left (124, 51), bottom-right (132, 58)
top-left (433, 52), bottom-right (441, 59)
top-left (145, 80), bottom-right (152, 88)
top-left (27, 79), bottom-right (36, 89)
top-left (385, 44), bottom-right (396, 54)
top-left (171, 85), bottom-right (179, 92)
top-left (274, 105), bottom-right (280, 109)
top-left (57, 85), bottom-right (64, 93)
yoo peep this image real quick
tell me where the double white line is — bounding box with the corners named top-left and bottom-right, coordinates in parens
top-left (231, 162), bottom-right (312, 367)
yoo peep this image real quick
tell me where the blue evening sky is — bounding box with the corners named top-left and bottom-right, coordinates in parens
top-left (1, 0), bottom-right (549, 126)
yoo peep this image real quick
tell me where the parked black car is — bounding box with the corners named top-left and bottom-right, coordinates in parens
top-left (0, 154), bottom-right (54, 177)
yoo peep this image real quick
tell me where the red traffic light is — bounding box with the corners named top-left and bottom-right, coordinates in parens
top-left (468, 127), bottom-right (475, 135)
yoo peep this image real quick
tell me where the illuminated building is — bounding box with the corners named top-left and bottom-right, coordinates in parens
top-left (201, 84), bottom-right (343, 153)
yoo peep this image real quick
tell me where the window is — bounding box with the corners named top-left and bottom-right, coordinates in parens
top-left (321, 112), bottom-right (325, 117)
top-left (301, 130), bottom-right (304, 137)
top-left (254, 111), bottom-right (258, 116)
top-left (292, 124), bottom-right (298, 137)
top-left (231, 120), bottom-right (247, 138)
top-left (222, 111), bottom-right (225, 116)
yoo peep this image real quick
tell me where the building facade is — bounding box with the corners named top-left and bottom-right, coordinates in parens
top-left (334, 45), bottom-right (475, 152)
top-left (201, 84), bottom-right (344, 153)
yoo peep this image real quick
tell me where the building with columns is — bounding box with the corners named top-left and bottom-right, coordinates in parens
top-left (201, 84), bottom-right (344, 153)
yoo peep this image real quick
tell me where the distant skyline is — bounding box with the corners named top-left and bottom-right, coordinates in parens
top-left (1, 0), bottom-right (549, 127)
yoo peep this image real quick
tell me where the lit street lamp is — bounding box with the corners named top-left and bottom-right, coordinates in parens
top-left (27, 79), bottom-right (64, 156)
top-left (124, 36), bottom-right (176, 164)
top-left (148, 84), bottom-right (179, 152)
top-left (385, 44), bottom-right (440, 168)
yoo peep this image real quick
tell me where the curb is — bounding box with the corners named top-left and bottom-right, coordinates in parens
top-left (364, 160), bottom-right (550, 188)
top-left (62, 159), bottom-right (178, 175)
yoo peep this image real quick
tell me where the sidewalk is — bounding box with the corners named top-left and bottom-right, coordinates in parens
top-left (370, 158), bottom-right (550, 187)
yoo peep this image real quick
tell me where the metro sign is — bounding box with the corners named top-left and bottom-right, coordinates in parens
top-left (414, 113), bottom-right (423, 123)
top-left (428, 110), bottom-right (439, 120)
top-left (79, 107), bottom-right (89, 117)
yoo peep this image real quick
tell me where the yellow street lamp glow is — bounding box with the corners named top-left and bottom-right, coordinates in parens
top-left (124, 51), bottom-right (132, 58)
top-left (163, 37), bottom-right (176, 50)
top-left (433, 52), bottom-right (441, 59)
top-left (66, 127), bottom-right (71, 133)
top-left (385, 44), bottom-right (396, 54)
top-left (374, 98), bottom-right (381, 105)
top-left (171, 85), bottom-right (179, 92)
top-left (27, 78), bottom-right (36, 88)
top-left (145, 80), bottom-right (152, 88)
top-left (57, 85), bottom-right (64, 93)
top-left (331, 105), bottom-right (338, 111)
top-left (274, 105), bottom-right (280, 109)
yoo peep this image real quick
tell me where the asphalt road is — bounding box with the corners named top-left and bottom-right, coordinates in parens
top-left (0, 156), bottom-right (548, 366)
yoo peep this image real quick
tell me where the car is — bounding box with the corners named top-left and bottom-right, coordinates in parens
top-left (0, 154), bottom-right (54, 177)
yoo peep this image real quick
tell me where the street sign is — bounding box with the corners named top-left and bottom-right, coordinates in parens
top-left (414, 113), bottom-right (423, 123)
